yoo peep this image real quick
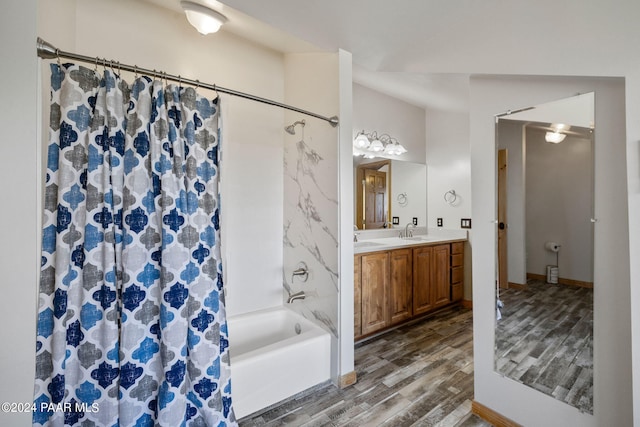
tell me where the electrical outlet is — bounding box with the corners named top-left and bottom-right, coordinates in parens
top-left (412, 217), bottom-right (418, 226)
top-left (392, 216), bottom-right (399, 225)
top-left (461, 218), bottom-right (472, 229)
top-left (437, 218), bottom-right (443, 227)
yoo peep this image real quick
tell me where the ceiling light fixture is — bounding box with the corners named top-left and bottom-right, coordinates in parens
top-left (353, 130), bottom-right (407, 157)
top-left (545, 123), bottom-right (571, 143)
top-left (181, 1), bottom-right (227, 35)
top-left (545, 131), bottom-right (567, 144)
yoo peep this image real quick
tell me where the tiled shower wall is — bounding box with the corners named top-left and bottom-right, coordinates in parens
top-left (283, 129), bottom-right (339, 338)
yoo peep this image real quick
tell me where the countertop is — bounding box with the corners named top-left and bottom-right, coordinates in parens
top-left (353, 228), bottom-right (468, 254)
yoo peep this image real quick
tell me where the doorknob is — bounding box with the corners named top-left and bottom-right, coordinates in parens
top-left (499, 222), bottom-right (506, 230)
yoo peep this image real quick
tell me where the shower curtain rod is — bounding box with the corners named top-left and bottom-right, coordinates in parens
top-left (36, 37), bottom-right (339, 127)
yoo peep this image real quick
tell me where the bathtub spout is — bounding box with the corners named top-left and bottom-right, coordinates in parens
top-left (287, 291), bottom-right (306, 303)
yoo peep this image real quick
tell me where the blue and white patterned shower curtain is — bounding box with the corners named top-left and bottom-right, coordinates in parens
top-left (33, 63), bottom-right (236, 426)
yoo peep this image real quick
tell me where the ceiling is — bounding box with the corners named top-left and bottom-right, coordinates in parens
top-left (140, 0), bottom-right (633, 113)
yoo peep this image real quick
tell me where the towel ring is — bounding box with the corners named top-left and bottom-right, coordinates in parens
top-left (444, 190), bottom-right (457, 205)
top-left (397, 192), bottom-right (408, 207)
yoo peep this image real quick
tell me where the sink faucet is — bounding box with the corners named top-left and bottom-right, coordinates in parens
top-left (287, 291), bottom-right (305, 303)
top-left (401, 222), bottom-right (414, 239)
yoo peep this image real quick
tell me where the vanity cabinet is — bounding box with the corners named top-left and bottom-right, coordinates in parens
top-left (451, 242), bottom-right (464, 302)
top-left (413, 244), bottom-right (451, 315)
top-left (360, 252), bottom-right (390, 335)
top-left (354, 255), bottom-right (362, 337)
top-left (389, 248), bottom-right (413, 325)
top-left (355, 241), bottom-right (464, 340)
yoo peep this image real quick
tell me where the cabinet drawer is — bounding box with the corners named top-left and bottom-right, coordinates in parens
top-left (451, 242), bottom-right (464, 254)
top-left (451, 266), bottom-right (463, 284)
top-left (451, 253), bottom-right (463, 267)
top-left (451, 283), bottom-right (463, 302)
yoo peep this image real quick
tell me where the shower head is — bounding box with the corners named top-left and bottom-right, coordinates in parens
top-left (285, 119), bottom-right (305, 135)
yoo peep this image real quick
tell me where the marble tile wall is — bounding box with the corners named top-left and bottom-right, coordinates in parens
top-left (283, 132), bottom-right (339, 339)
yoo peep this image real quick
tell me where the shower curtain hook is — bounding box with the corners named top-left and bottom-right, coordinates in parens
top-left (94, 56), bottom-right (98, 72)
top-left (134, 65), bottom-right (138, 79)
top-left (178, 75), bottom-right (182, 87)
top-left (195, 79), bottom-right (200, 94)
top-left (213, 83), bottom-right (219, 99)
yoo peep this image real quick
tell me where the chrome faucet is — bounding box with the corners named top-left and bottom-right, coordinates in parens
top-left (400, 222), bottom-right (414, 239)
top-left (287, 291), bottom-right (306, 303)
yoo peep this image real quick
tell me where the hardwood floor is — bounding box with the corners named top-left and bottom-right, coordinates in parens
top-left (239, 307), bottom-right (491, 426)
top-left (495, 279), bottom-right (593, 413)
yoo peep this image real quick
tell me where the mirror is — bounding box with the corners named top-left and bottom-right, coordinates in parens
top-left (354, 158), bottom-right (426, 230)
top-left (494, 93), bottom-right (594, 413)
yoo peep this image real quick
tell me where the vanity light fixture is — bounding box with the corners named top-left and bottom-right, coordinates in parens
top-left (181, 1), bottom-right (227, 35)
top-left (353, 130), bottom-right (407, 157)
top-left (353, 131), bottom-right (371, 149)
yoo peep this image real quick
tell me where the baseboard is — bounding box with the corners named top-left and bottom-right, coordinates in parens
top-left (507, 282), bottom-right (527, 290)
top-left (339, 371), bottom-right (357, 388)
top-left (527, 273), bottom-right (593, 289)
top-left (462, 299), bottom-right (473, 309)
top-left (472, 400), bottom-right (522, 427)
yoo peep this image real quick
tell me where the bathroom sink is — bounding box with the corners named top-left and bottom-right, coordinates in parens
top-left (354, 241), bottom-right (383, 248)
top-left (404, 236), bottom-right (436, 242)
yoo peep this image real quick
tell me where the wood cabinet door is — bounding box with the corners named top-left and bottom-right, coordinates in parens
top-left (354, 255), bottom-right (362, 338)
top-left (361, 252), bottom-right (390, 335)
top-left (432, 244), bottom-right (451, 307)
top-left (389, 248), bottom-right (412, 324)
top-left (413, 246), bottom-right (434, 315)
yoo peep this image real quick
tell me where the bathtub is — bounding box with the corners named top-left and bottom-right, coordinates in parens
top-left (227, 306), bottom-right (331, 419)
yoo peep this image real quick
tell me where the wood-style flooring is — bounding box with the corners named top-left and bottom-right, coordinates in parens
top-left (239, 307), bottom-right (491, 426)
top-left (495, 279), bottom-right (593, 413)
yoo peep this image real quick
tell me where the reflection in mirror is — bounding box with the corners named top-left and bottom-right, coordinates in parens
top-left (494, 93), bottom-right (594, 414)
top-left (354, 158), bottom-right (426, 230)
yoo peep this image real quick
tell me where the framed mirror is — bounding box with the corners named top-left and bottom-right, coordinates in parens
top-left (494, 93), bottom-right (594, 413)
top-left (354, 158), bottom-right (426, 230)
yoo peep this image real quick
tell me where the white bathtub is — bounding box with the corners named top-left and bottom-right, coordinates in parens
top-left (227, 306), bottom-right (331, 419)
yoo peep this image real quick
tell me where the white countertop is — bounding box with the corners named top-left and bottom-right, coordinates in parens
top-left (353, 228), bottom-right (467, 254)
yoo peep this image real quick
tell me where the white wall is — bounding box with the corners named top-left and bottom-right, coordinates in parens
top-left (337, 49), bottom-right (355, 382)
top-left (526, 129), bottom-right (594, 283)
top-left (0, 1), bottom-right (38, 426)
top-left (353, 83), bottom-right (426, 164)
top-left (425, 108), bottom-right (472, 299)
top-left (425, 109), bottom-right (472, 229)
top-left (471, 75), bottom-right (631, 427)
top-left (38, 0), bottom-right (289, 318)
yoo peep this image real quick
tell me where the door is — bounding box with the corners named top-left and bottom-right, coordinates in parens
top-left (497, 149), bottom-right (508, 289)
top-left (431, 244), bottom-right (451, 307)
top-left (413, 246), bottom-right (434, 315)
top-left (361, 252), bottom-right (389, 335)
top-left (364, 169), bottom-right (387, 229)
top-left (389, 248), bottom-right (412, 324)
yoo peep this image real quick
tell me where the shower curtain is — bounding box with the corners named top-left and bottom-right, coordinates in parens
top-left (33, 63), bottom-right (236, 426)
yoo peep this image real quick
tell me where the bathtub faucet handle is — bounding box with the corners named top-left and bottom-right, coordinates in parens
top-left (291, 261), bottom-right (309, 283)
